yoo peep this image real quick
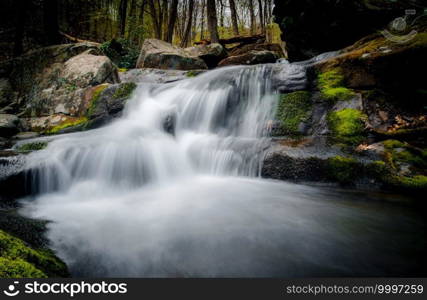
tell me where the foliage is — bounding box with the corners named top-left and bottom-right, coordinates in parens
top-left (318, 69), bottom-right (354, 102)
top-left (100, 38), bottom-right (140, 69)
top-left (327, 108), bottom-right (367, 145)
top-left (276, 91), bottom-right (312, 135)
top-left (0, 230), bottom-right (68, 278)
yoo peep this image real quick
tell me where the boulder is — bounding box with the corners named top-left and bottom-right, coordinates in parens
top-left (85, 82), bottom-right (137, 129)
top-left (136, 39), bottom-right (208, 70)
top-left (61, 50), bottom-right (119, 88)
top-left (0, 43), bottom-right (117, 120)
top-left (218, 50), bottom-right (279, 67)
top-left (185, 43), bottom-right (228, 68)
top-left (0, 114), bottom-right (19, 137)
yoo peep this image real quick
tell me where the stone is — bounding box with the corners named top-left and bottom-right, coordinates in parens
top-left (218, 50), bottom-right (279, 66)
top-left (0, 114), bottom-right (20, 137)
top-left (136, 39), bottom-right (208, 70)
top-left (185, 43), bottom-right (228, 68)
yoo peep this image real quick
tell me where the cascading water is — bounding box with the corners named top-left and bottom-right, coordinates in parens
top-left (18, 64), bottom-right (425, 277)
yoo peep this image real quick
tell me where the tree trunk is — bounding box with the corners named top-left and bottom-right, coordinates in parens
top-left (43, 0), bottom-right (62, 45)
top-left (200, 0), bottom-right (206, 40)
top-left (257, 0), bottom-right (264, 34)
top-left (229, 0), bottom-right (239, 36)
top-left (180, 0), bottom-right (194, 47)
top-left (119, 0), bottom-right (128, 36)
top-left (248, 0), bottom-right (255, 35)
top-left (13, 0), bottom-right (28, 56)
top-left (148, 0), bottom-right (161, 39)
top-left (161, 0), bottom-right (168, 40)
top-left (206, 0), bottom-right (219, 43)
top-left (165, 0), bottom-right (178, 43)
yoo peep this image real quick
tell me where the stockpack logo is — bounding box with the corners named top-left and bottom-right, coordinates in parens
top-left (3, 281), bottom-right (20, 297)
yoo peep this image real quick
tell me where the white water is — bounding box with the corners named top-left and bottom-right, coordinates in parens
top-left (18, 65), bottom-right (424, 277)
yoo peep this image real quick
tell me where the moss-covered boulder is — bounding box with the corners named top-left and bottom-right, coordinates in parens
top-left (0, 229), bottom-right (69, 278)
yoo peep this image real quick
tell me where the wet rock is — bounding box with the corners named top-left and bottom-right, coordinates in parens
top-left (218, 50), bottom-right (279, 66)
top-left (136, 39), bottom-right (208, 70)
top-left (120, 68), bottom-right (206, 84)
top-left (0, 114), bottom-right (19, 137)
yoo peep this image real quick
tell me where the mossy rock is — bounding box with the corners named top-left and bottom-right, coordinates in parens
top-left (16, 141), bottom-right (48, 152)
top-left (328, 108), bottom-right (367, 145)
top-left (45, 117), bottom-right (88, 135)
top-left (112, 82), bottom-right (136, 100)
top-left (276, 91), bottom-right (312, 135)
top-left (0, 229), bottom-right (69, 278)
top-left (317, 69), bottom-right (354, 103)
top-left (326, 156), bottom-right (360, 184)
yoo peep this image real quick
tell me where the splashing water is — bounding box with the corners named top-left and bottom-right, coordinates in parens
top-left (19, 65), bottom-right (425, 277)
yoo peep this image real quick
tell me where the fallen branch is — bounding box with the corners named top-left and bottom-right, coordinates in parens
top-left (195, 34), bottom-right (266, 46)
top-left (59, 31), bottom-right (101, 46)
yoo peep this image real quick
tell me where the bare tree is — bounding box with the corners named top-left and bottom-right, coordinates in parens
top-left (165, 0), bottom-right (178, 43)
top-left (118, 0), bottom-right (128, 36)
top-left (248, 0), bottom-right (255, 35)
top-left (257, 0), bottom-right (264, 34)
top-left (206, 0), bottom-right (219, 42)
top-left (181, 0), bottom-right (195, 47)
top-left (229, 0), bottom-right (239, 36)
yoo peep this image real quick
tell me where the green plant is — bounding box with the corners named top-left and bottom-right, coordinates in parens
top-left (100, 38), bottom-right (140, 69)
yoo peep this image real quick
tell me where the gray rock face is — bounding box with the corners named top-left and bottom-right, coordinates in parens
top-left (0, 114), bottom-right (20, 137)
top-left (61, 50), bottom-right (119, 88)
top-left (136, 39), bottom-right (208, 70)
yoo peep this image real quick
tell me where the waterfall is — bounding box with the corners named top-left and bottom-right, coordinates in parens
top-left (17, 62), bottom-right (421, 278)
top-left (25, 65), bottom-right (277, 193)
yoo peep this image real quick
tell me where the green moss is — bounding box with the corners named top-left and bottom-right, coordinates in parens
top-left (326, 156), bottom-right (360, 184)
top-left (276, 91), bottom-right (312, 135)
top-left (118, 68), bottom-right (128, 73)
top-left (318, 69), bottom-right (354, 102)
top-left (0, 258), bottom-right (46, 278)
top-left (383, 139), bottom-right (405, 149)
top-left (396, 175), bottom-right (427, 189)
top-left (328, 108), bottom-right (367, 144)
top-left (186, 70), bottom-right (198, 77)
top-left (16, 142), bottom-right (48, 152)
top-left (0, 230), bottom-right (68, 278)
top-left (87, 84), bottom-right (109, 118)
top-left (46, 117), bottom-right (88, 135)
top-left (113, 82), bottom-right (137, 100)
top-left (382, 139), bottom-right (427, 171)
